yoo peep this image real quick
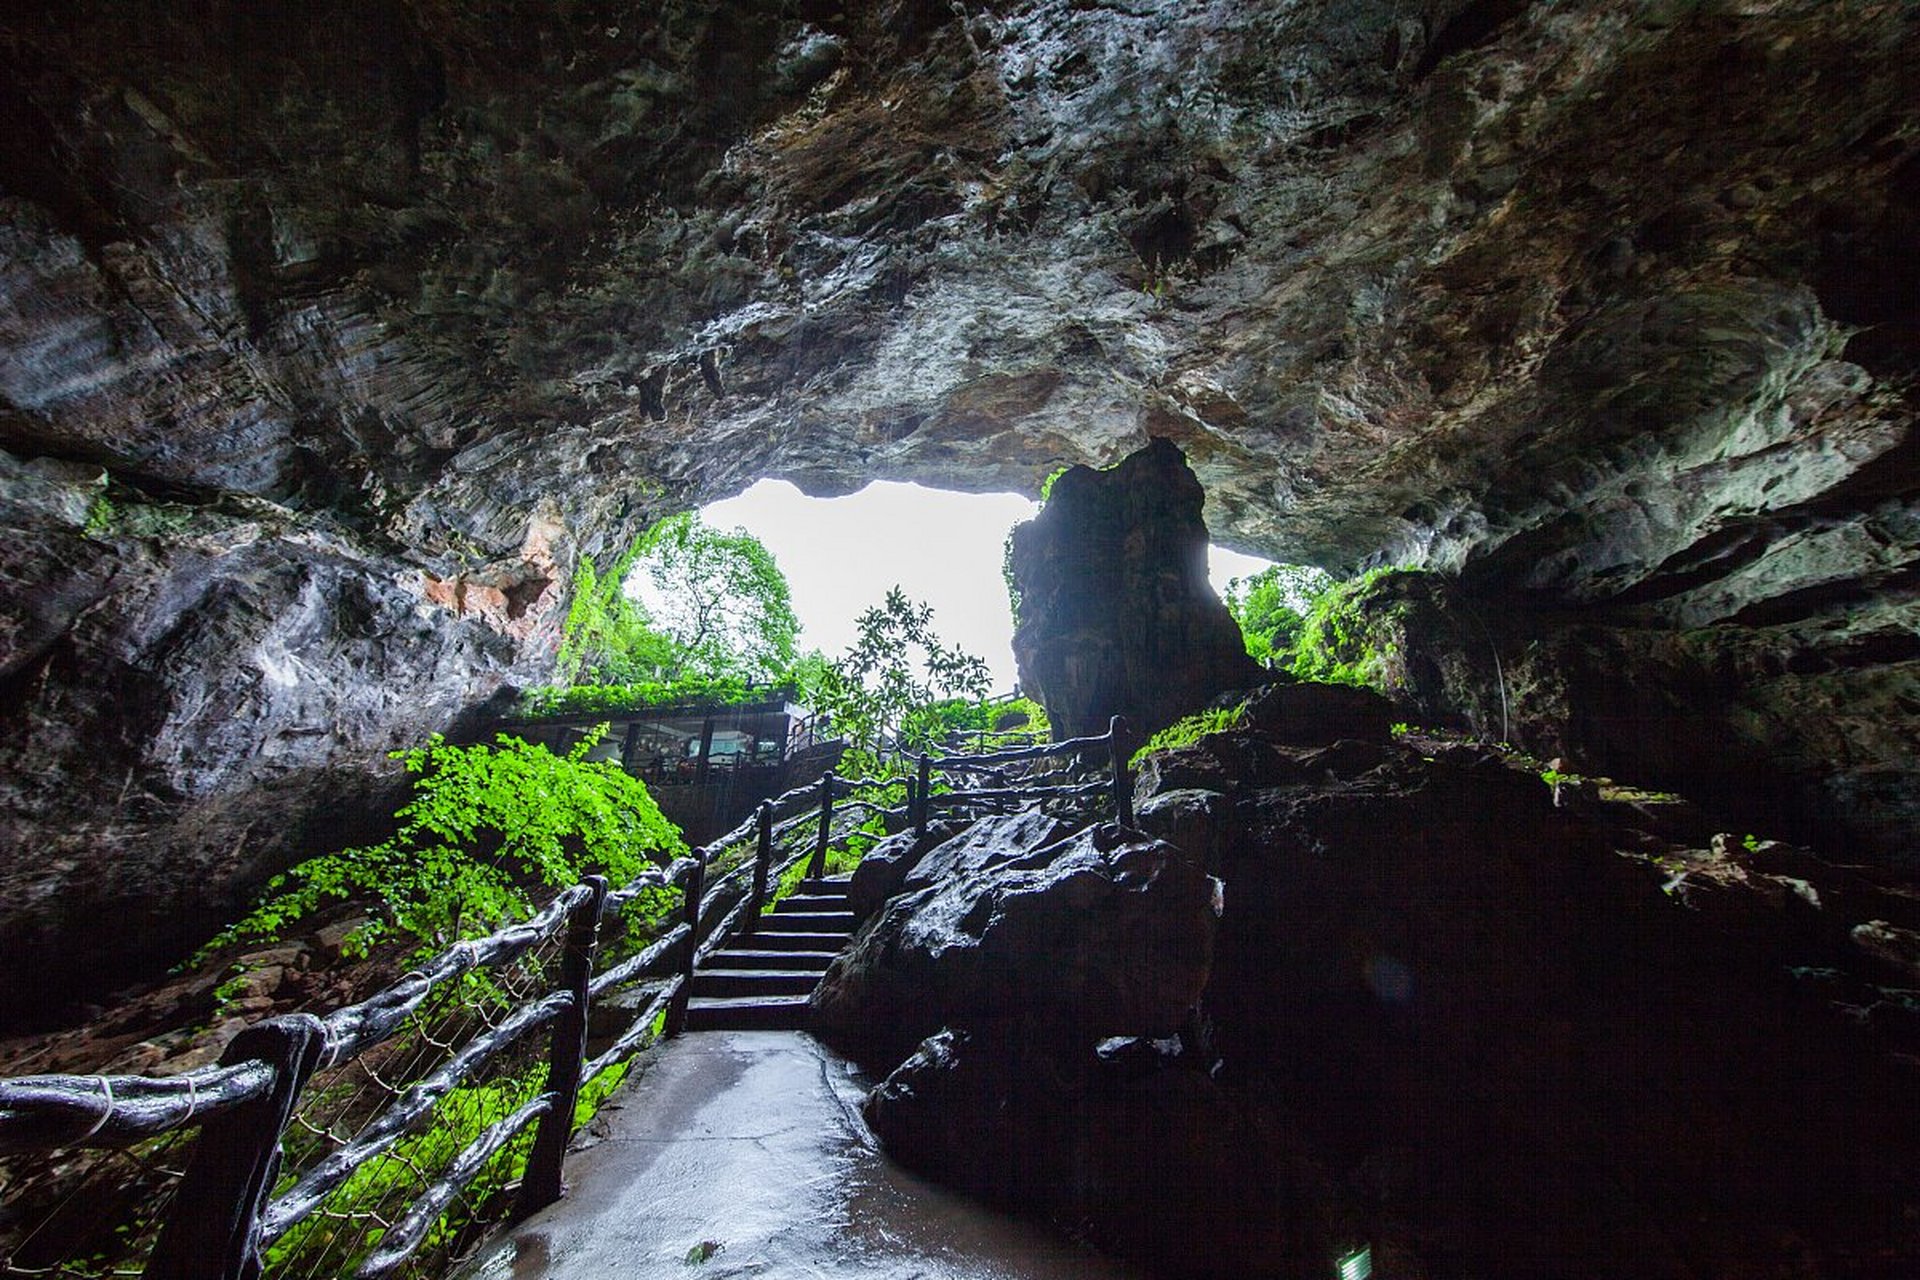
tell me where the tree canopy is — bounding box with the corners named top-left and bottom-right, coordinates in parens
top-left (800, 587), bottom-right (992, 769)
top-left (553, 513), bottom-right (798, 693)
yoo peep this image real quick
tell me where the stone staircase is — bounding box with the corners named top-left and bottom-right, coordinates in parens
top-left (683, 876), bottom-right (855, 1031)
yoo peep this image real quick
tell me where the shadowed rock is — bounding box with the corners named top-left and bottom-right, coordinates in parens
top-left (1008, 439), bottom-right (1266, 741)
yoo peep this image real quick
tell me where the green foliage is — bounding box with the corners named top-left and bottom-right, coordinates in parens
top-left (541, 512), bottom-right (799, 710)
top-left (1287, 567), bottom-right (1404, 691)
top-left (1390, 722), bottom-right (1411, 737)
top-left (1002, 526), bottom-right (1022, 622)
top-left (1225, 564), bottom-right (1333, 665)
top-left (212, 731), bottom-right (686, 958)
top-left (628, 513), bottom-right (798, 684)
top-left (520, 675), bottom-right (790, 718)
top-left (1037, 466), bottom-right (1070, 504)
top-left (1131, 704), bottom-right (1247, 768)
top-left (808, 588), bottom-right (992, 774)
top-left (554, 541), bottom-right (655, 686)
top-left (266, 1072), bottom-right (544, 1273)
top-left (83, 495), bottom-right (115, 537)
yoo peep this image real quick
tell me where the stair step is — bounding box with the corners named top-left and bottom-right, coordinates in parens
top-left (777, 893), bottom-right (849, 911)
top-left (758, 912), bottom-right (855, 933)
top-left (798, 877), bottom-right (851, 893)
top-left (683, 994), bottom-right (812, 1032)
top-left (711, 948), bottom-right (839, 971)
top-left (732, 931), bottom-right (849, 952)
top-left (689, 969), bottom-right (822, 998)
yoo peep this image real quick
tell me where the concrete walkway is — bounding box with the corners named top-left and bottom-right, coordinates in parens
top-left (461, 1031), bottom-right (1141, 1280)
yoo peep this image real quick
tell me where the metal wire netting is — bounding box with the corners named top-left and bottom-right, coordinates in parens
top-left (261, 930), bottom-right (567, 1280)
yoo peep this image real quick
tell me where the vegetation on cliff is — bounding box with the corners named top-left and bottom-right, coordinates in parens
top-left (209, 732), bottom-right (686, 961)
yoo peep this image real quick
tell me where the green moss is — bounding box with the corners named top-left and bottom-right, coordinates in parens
top-left (1285, 566), bottom-right (1420, 692)
top-left (519, 676), bottom-right (790, 717)
top-left (1130, 704), bottom-right (1247, 768)
top-left (1037, 466), bottom-right (1070, 504)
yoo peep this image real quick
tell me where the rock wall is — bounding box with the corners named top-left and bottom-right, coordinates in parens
top-left (1291, 569), bottom-right (1920, 869)
top-left (1008, 439), bottom-right (1265, 739)
top-left (1, 0), bottom-right (1916, 1013)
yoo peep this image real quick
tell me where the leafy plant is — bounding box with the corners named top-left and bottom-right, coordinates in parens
top-left (210, 731), bottom-right (686, 959)
top-left (1287, 567), bottom-right (1407, 691)
top-left (1131, 704), bottom-right (1247, 768)
top-left (554, 540), bottom-right (657, 686)
top-left (1225, 564), bottom-right (1334, 665)
top-left (626, 513), bottom-right (798, 684)
top-left (82, 495), bottom-right (115, 537)
top-left (806, 588), bottom-right (992, 776)
top-left (520, 675), bottom-right (792, 718)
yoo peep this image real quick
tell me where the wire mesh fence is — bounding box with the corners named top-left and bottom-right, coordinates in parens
top-left (0, 879), bottom-right (689, 1280)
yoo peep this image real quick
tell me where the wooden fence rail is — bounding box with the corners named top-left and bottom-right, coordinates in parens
top-left (0, 716), bottom-right (1136, 1280)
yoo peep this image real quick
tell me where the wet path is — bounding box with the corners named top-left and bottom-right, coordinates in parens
top-left (461, 1031), bottom-right (1141, 1280)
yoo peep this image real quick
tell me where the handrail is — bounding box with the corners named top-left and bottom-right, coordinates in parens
top-left (0, 716), bottom-right (1137, 1280)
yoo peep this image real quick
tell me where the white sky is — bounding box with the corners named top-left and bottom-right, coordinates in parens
top-left (700, 479), bottom-right (1272, 692)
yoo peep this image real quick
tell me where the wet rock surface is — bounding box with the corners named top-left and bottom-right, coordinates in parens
top-left (1009, 439), bottom-right (1265, 739)
top-left (0, 0), bottom-right (1916, 1014)
top-left (1127, 693), bottom-right (1920, 1279)
top-left (813, 819), bottom-right (1218, 1069)
top-left (459, 1030), bottom-right (1141, 1280)
top-left (863, 1028), bottom-right (1339, 1280)
top-left (0, 451), bottom-right (534, 1024)
top-left (1278, 567), bottom-right (1920, 869)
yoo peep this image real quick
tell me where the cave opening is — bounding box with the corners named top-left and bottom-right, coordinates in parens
top-left (698, 476), bottom-right (1275, 692)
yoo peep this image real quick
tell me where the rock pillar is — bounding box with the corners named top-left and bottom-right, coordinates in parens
top-left (1009, 438), bottom-right (1265, 740)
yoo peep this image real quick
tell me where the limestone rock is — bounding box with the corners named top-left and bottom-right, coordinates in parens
top-left (1009, 439), bottom-right (1266, 740)
top-left (812, 819), bottom-right (1219, 1069)
top-left (1237, 679), bottom-right (1397, 747)
top-left (1, 0), bottom-right (1917, 1019)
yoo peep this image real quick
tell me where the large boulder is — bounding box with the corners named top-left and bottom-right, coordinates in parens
top-left (1008, 439), bottom-right (1266, 741)
top-left (846, 812), bottom-right (1071, 921)
top-left (863, 1027), bottom-right (1351, 1280)
top-left (811, 820), bottom-right (1219, 1069)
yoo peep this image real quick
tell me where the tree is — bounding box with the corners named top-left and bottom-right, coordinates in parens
top-left (627, 513), bottom-right (798, 683)
top-left (1226, 564), bottom-right (1334, 666)
top-left (551, 514), bottom-right (799, 694)
top-left (809, 588), bottom-right (992, 770)
top-left (554, 543), bottom-right (674, 686)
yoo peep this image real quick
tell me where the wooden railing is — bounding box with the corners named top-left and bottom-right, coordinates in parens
top-left (0, 790), bottom-right (829, 1280)
top-left (0, 717), bottom-right (1135, 1280)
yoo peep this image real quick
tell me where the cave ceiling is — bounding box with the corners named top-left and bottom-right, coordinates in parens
top-left (3, 0), bottom-right (1911, 598)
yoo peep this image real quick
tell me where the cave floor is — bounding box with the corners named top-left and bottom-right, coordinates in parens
top-left (458, 1030), bottom-right (1138, 1280)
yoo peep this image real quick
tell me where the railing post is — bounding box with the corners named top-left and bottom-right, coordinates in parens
top-left (745, 801), bottom-right (774, 934)
top-left (516, 876), bottom-right (608, 1218)
top-left (665, 850), bottom-right (707, 1037)
top-left (1108, 715), bottom-right (1135, 827)
top-left (916, 752), bottom-right (933, 844)
top-left (145, 1014), bottom-right (326, 1280)
top-left (809, 771), bottom-right (834, 879)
